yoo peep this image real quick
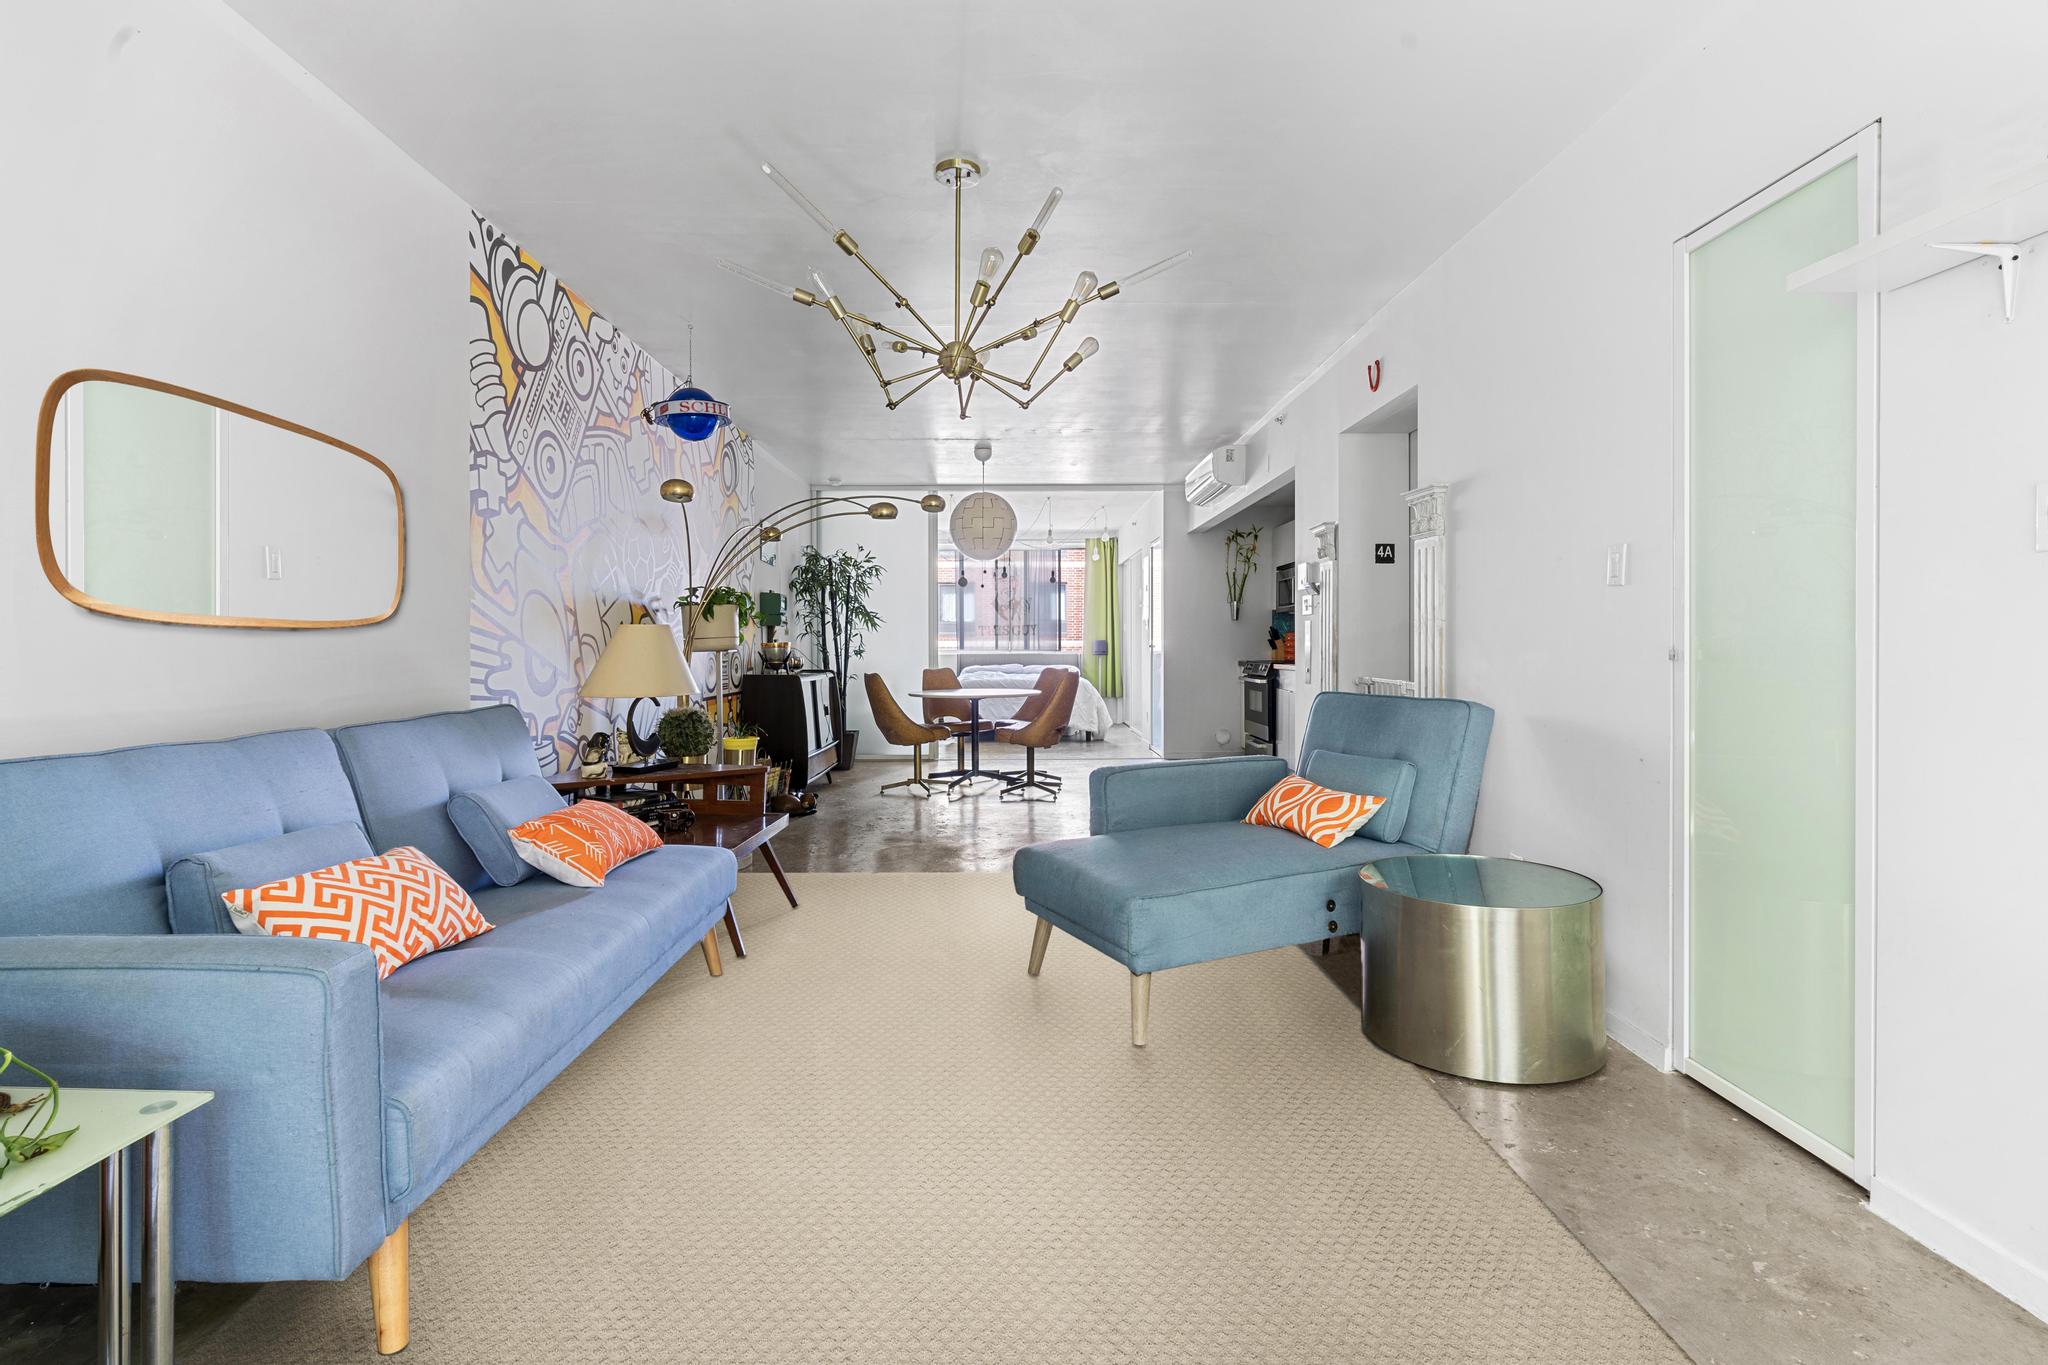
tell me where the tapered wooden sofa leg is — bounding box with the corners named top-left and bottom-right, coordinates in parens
top-left (702, 929), bottom-right (724, 977)
top-left (1027, 917), bottom-right (1053, 976)
top-left (370, 1220), bottom-right (410, 1355)
top-left (1130, 972), bottom-right (1151, 1047)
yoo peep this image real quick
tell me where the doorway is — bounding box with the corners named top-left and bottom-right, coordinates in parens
top-left (1672, 127), bottom-right (1877, 1183)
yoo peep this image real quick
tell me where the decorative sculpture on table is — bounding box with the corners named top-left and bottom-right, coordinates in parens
top-left (1226, 525), bottom-right (1262, 621)
top-left (577, 730), bottom-right (614, 779)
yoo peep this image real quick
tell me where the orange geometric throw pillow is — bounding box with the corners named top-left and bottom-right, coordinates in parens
top-left (1244, 774), bottom-right (1388, 849)
top-left (507, 800), bottom-right (662, 888)
top-left (221, 846), bottom-right (492, 979)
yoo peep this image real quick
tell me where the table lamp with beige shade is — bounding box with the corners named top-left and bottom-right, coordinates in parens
top-left (582, 621), bottom-right (700, 773)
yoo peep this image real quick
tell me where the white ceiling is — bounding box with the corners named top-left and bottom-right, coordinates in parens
top-left (227, 0), bottom-right (1701, 487)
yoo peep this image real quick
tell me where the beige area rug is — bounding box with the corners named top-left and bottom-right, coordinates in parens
top-left (192, 872), bottom-right (1682, 1364)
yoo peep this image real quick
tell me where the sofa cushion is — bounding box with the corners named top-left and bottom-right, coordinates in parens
top-left (448, 775), bottom-right (566, 887)
top-left (330, 706), bottom-right (542, 892)
top-left (508, 801), bottom-right (663, 888)
top-left (0, 728), bottom-right (362, 938)
top-left (1244, 774), bottom-right (1386, 848)
top-left (1300, 750), bottom-right (1417, 844)
top-left (224, 845), bottom-right (494, 979)
top-left (165, 822), bottom-right (374, 935)
top-left (375, 844), bottom-right (737, 1208)
top-left (1013, 820), bottom-right (1420, 974)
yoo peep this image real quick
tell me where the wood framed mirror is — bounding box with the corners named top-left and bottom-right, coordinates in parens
top-left (35, 369), bottom-right (405, 629)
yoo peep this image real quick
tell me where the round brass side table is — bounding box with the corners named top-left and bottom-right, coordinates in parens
top-left (1359, 855), bottom-right (1605, 1085)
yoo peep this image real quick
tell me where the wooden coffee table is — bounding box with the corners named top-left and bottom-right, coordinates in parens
top-left (550, 763), bottom-right (797, 959)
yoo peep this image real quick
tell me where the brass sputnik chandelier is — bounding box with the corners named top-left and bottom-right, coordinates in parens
top-left (720, 156), bottom-right (1190, 420)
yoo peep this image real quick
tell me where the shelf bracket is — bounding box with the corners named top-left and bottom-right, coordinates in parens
top-left (1930, 241), bottom-right (2023, 321)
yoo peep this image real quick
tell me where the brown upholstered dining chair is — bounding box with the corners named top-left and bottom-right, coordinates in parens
top-left (997, 669), bottom-right (1078, 801)
top-left (997, 668), bottom-right (1068, 788)
top-left (865, 675), bottom-right (952, 798)
top-left (921, 665), bottom-right (995, 772)
top-left (919, 667), bottom-right (968, 727)
top-left (1000, 668), bottom-right (1061, 728)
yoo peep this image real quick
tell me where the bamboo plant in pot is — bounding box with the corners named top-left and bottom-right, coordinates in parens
top-left (1225, 525), bottom-right (1262, 621)
top-left (788, 545), bottom-right (884, 770)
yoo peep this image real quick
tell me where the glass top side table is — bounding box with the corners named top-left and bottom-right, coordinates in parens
top-left (1359, 854), bottom-right (1606, 1084)
top-left (0, 1087), bottom-right (213, 1365)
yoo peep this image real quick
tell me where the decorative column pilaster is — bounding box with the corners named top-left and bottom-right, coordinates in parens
top-left (1405, 484), bottom-right (1448, 698)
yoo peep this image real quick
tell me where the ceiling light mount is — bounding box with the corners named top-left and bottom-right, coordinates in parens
top-left (722, 155), bottom-right (1190, 421)
top-left (932, 155), bottom-right (983, 188)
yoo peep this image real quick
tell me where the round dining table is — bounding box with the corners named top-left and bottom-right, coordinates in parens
top-left (908, 687), bottom-right (1040, 790)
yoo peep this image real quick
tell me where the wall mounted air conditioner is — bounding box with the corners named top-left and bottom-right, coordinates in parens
top-left (1183, 445), bottom-right (1248, 505)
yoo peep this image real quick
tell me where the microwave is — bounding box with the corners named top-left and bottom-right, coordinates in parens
top-left (1275, 562), bottom-right (1295, 613)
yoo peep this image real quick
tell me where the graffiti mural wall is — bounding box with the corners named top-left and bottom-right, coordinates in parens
top-left (467, 212), bottom-right (758, 771)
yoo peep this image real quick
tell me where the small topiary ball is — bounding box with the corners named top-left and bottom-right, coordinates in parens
top-left (656, 706), bottom-right (715, 761)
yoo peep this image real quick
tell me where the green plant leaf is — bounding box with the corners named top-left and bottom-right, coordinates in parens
top-left (0, 1125), bottom-right (77, 1165)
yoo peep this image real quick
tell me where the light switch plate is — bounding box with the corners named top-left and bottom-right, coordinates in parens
top-left (2035, 483), bottom-right (2048, 551)
top-left (264, 546), bottom-right (283, 580)
top-left (1605, 543), bottom-right (1629, 586)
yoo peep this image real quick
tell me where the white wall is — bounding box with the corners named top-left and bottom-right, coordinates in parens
top-left (0, 0), bottom-right (472, 755)
top-left (1869, 263), bottom-right (2048, 1314)
top-left (813, 489), bottom-right (933, 758)
top-left (1334, 433), bottom-right (1410, 683)
top-left (1196, 0), bottom-right (2048, 1317)
top-left (743, 447), bottom-right (809, 647)
top-left (1162, 500), bottom-right (1269, 758)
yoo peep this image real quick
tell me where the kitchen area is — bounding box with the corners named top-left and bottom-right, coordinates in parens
top-left (1172, 406), bottom-right (1420, 765)
top-left (1239, 519), bottom-right (1301, 763)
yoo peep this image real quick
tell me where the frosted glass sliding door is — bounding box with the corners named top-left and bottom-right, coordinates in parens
top-left (1680, 142), bottom-right (1871, 1172)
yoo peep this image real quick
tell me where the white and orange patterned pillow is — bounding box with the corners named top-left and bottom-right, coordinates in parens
top-left (507, 800), bottom-right (662, 888)
top-left (1244, 775), bottom-right (1388, 849)
top-left (221, 846), bottom-right (492, 979)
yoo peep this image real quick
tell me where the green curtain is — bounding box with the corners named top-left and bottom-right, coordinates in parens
top-left (1082, 537), bottom-right (1123, 698)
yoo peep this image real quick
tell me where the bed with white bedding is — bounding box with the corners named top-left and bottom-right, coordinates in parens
top-left (954, 661), bottom-right (1114, 738)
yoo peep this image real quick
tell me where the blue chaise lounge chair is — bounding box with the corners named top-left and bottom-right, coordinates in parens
top-left (1011, 692), bottom-right (1493, 1044)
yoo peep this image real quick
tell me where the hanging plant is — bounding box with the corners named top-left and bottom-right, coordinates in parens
top-left (1225, 525), bottom-right (1262, 620)
top-left (0, 1050), bottom-right (76, 1180)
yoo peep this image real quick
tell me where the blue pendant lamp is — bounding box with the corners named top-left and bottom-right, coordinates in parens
top-left (641, 323), bottom-right (729, 442)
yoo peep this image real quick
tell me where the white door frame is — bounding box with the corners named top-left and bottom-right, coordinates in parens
top-left (1669, 123), bottom-right (1879, 1186)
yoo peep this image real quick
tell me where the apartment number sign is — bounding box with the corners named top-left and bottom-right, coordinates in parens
top-left (1375, 543), bottom-right (1397, 564)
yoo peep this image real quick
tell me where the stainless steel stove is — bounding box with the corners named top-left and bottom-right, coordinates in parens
top-left (1240, 660), bottom-right (1276, 754)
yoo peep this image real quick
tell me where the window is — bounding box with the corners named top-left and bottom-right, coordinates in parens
top-left (936, 545), bottom-right (1088, 653)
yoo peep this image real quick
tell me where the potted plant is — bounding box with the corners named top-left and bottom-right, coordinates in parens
top-left (789, 545), bottom-right (884, 770)
top-left (723, 720), bottom-right (764, 765)
top-left (0, 1049), bottom-right (76, 1181)
top-left (675, 586), bottom-right (755, 653)
top-left (655, 705), bottom-right (716, 764)
top-left (1225, 525), bottom-right (1262, 621)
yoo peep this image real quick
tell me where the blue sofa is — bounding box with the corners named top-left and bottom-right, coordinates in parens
top-left (1012, 692), bottom-right (1493, 1044)
top-left (0, 705), bottom-right (737, 1354)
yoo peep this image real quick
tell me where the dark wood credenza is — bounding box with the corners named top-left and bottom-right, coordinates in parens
top-left (738, 671), bottom-right (839, 794)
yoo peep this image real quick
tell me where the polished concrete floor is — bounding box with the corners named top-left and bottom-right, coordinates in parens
top-left (8, 724), bottom-right (2045, 1362)
top-left (766, 723), bottom-right (1150, 874)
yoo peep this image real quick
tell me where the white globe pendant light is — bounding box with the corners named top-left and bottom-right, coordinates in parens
top-left (950, 440), bottom-right (1016, 561)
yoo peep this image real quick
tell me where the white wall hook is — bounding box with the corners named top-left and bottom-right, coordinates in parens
top-left (1930, 241), bottom-right (2022, 321)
